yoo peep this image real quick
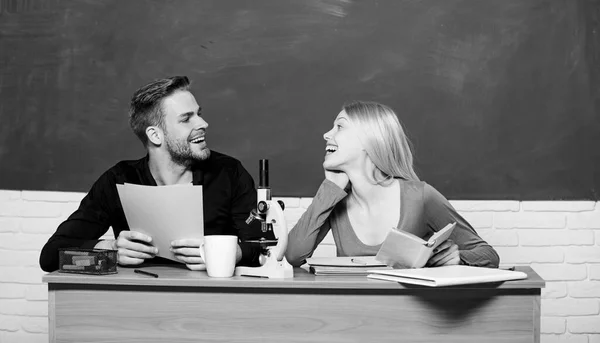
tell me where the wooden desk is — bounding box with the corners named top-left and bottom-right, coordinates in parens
top-left (43, 266), bottom-right (544, 343)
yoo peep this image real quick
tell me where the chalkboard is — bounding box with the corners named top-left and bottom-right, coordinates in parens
top-left (0, 0), bottom-right (598, 199)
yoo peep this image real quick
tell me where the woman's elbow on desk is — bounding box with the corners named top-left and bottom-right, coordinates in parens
top-left (284, 252), bottom-right (302, 267)
top-left (284, 247), bottom-right (309, 267)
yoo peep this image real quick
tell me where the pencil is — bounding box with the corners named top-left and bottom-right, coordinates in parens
top-left (134, 269), bottom-right (159, 278)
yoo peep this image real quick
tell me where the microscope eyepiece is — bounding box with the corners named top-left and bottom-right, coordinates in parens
top-left (259, 159), bottom-right (269, 188)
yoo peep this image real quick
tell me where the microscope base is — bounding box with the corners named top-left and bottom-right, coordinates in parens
top-left (235, 257), bottom-right (294, 279)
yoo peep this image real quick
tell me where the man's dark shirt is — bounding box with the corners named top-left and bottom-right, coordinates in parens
top-left (39, 151), bottom-right (271, 272)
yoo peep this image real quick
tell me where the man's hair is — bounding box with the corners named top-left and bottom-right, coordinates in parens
top-left (129, 76), bottom-right (191, 145)
top-left (343, 100), bottom-right (420, 184)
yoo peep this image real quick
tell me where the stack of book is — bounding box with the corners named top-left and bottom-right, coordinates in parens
top-left (306, 256), bottom-right (392, 276)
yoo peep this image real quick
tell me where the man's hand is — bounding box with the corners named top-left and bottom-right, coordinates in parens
top-left (426, 239), bottom-right (461, 267)
top-left (96, 231), bottom-right (158, 266)
top-left (236, 244), bottom-right (242, 265)
top-left (324, 169), bottom-right (350, 190)
top-left (171, 239), bottom-right (206, 271)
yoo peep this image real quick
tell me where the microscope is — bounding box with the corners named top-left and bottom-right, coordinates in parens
top-left (234, 159), bottom-right (294, 279)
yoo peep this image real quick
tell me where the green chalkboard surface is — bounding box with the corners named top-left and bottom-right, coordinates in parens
top-left (0, 0), bottom-right (598, 199)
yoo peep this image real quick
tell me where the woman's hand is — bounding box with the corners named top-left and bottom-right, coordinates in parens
top-left (426, 239), bottom-right (461, 267)
top-left (324, 169), bottom-right (349, 190)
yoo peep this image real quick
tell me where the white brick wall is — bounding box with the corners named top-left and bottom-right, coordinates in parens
top-left (1, 189), bottom-right (599, 343)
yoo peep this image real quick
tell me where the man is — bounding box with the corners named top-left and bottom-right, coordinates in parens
top-left (39, 76), bottom-right (269, 272)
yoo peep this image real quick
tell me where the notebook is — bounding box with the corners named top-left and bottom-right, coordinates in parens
top-left (367, 265), bottom-right (528, 287)
top-left (306, 256), bottom-right (392, 276)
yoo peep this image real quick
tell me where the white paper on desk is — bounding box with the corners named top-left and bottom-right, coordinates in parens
top-left (367, 265), bottom-right (528, 287)
top-left (117, 183), bottom-right (204, 262)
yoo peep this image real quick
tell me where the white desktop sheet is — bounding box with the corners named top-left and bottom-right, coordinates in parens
top-left (116, 183), bottom-right (204, 262)
top-left (367, 265), bottom-right (528, 287)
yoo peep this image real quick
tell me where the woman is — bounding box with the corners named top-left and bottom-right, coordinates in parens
top-left (285, 101), bottom-right (499, 268)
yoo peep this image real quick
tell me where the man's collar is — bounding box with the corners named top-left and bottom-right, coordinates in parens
top-left (142, 154), bottom-right (207, 186)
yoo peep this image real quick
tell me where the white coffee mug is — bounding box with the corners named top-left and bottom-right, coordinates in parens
top-left (199, 235), bottom-right (238, 278)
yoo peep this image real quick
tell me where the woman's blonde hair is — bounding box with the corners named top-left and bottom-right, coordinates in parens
top-left (343, 101), bottom-right (419, 184)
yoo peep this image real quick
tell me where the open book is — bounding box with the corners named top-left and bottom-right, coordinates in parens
top-left (306, 256), bottom-right (392, 276)
top-left (375, 222), bottom-right (456, 269)
top-left (367, 265), bottom-right (528, 287)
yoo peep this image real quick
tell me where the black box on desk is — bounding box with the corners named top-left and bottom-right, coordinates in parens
top-left (58, 248), bottom-right (117, 275)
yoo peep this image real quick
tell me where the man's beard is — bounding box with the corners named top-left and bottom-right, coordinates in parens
top-left (165, 134), bottom-right (211, 167)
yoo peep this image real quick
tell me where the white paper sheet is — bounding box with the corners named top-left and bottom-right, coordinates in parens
top-left (117, 183), bottom-right (204, 262)
top-left (367, 265), bottom-right (528, 287)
